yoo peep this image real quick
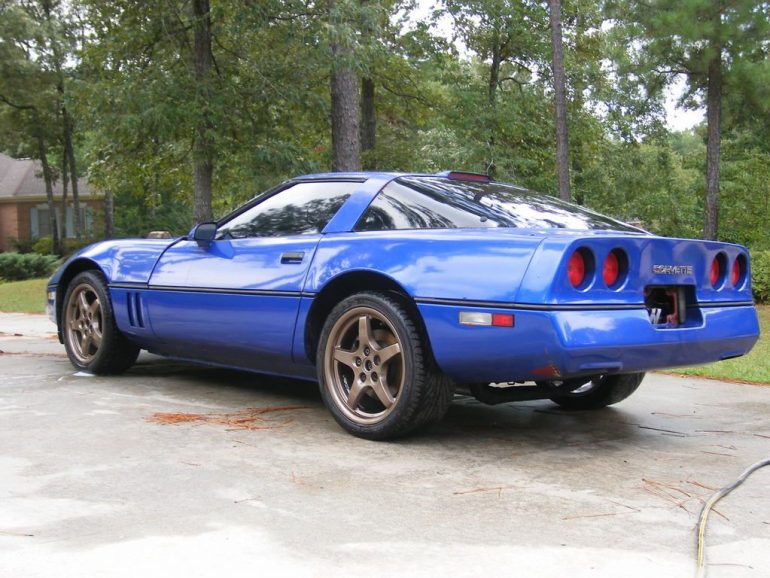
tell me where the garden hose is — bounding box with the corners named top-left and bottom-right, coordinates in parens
top-left (696, 456), bottom-right (770, 578)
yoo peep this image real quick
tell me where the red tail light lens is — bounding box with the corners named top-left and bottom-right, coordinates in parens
top-left (710, 254), bottom-right (726, 287)
top-left (603, 251), bottom-right (620, 287)
top-left (568, 250), bottom-right (586, 288)
top-left (731, 260), bottom-right (740, 286)
top-left (710, 257), bottom-right (719, 286)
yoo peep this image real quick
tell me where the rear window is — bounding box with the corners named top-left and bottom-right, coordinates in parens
top-left (355, 176), bottom-right (640, 232)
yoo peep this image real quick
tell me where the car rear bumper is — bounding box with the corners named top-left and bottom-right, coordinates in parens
top-left (417, 302), bottom-right (760, 384)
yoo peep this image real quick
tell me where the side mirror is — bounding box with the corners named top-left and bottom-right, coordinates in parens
top-left (189, 222), bottom-right (217, 245)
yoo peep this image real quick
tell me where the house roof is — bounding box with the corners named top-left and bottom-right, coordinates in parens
top-left (0, 152), bottom-right (93, 200)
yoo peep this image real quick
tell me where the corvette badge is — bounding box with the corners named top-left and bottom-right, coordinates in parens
top-left (652, 264), bottom-right (693, 275)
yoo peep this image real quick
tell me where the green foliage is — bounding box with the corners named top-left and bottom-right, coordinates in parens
top-left (751, 251), bottom-right (770, 304)
top-left (0, 0), bottom-right (766, 250)
top-left (608, 0), bottom-right (770, 105)
top-left (719, 134), bottom-right (770, 250)
top-left (579, 133), bottom-right (702, 238)
top-left (31, 236), bottom-right (53, 255)
top-left (30, 236), bottom-right (94, 257)
top-left (0, 253), bottom-right (59, 281)
top-left (9, 237), bottom-right (37, 254)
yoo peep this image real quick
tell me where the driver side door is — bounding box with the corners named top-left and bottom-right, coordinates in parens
top-left (144, 180), bottom-right (360, 377)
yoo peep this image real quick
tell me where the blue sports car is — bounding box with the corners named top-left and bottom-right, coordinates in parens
top-left (47, 171), bottom-right (760, 439)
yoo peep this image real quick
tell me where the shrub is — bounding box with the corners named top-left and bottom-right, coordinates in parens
top-left (751, 250), bottom-right (770, 304)
top-left (64, 237), bottom-right (94, 255)
top-left (32, 236), bottom-right (94, 257)
top-left (0, 253), bottom-right (59, 281)
top-left (9, 237), bottom-right (37, 254)
top-left (32, 236), bottom-right (54, 255)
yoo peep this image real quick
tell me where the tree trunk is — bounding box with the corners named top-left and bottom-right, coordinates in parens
top-left (704, 49), bottom-right (722, 240)
top-left (329, 0), bottom-right (361, 172)
top-left (60, 149), bottom-right (68, 243)
top-left (36, 130), bottom-right (61, 256)
top-left (62, 107), bottom-right (82, 239)
top-left (104, 188), bottom-right (114, 239)
top-left (548, 0), bottom-right (571, 202)
top-left (486, 32), bottom-right (503, 176)
top-left (192, 0), bottom-right (214, 223)
top-left (330, 66), bottom-right (361, 171)
top-left (488, 33), bottom-right (501, 108)
top-left (361, 77), bottom-right (376, 167)
top-left (43, 0), bottom-right (82, 241)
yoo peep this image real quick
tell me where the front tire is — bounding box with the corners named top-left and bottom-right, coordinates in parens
top-left (62, 271), bottom-right (140, 374)
top-left (317, 292), bottom-right (453, 440)
top-left (549, 373), bottom-right (645, 410)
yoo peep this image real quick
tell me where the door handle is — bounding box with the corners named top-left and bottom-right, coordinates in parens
top-left (281, 251), bottom-right (305, 264)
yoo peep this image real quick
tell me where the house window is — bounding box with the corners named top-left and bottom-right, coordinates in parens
top-left (31, 204), bottom-right (93, 238)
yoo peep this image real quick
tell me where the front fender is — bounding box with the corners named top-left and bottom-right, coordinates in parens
top-left (47, 238), bottom-right (180, 339)
top-left (61, 239), bottom-right (181, 283)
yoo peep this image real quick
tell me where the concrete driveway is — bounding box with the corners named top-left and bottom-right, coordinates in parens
top-left (1, 312), bottom-right (768, 578)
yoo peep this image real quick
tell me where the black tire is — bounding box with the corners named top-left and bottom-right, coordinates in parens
top-left (61, 270), bottom-right (140, 374)
top-left (549, 373), bottom-right (645, 410)
top-left (317, 291), bottom-right (454, 440)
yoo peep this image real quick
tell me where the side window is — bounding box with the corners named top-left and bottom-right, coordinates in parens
top-left (355, 181), bottom-right (485, 231)
top-left (218, 182), bottom-right (358, 238)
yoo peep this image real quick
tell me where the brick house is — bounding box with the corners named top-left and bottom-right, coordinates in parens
top-left (0, 153), bottom-right (102, 252)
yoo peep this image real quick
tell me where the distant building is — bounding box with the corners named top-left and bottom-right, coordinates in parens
top-left (0, 153), bottom-right (102, 252)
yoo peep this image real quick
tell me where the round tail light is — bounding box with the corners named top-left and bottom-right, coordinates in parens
top-left (568, 250), bottom-right (586, 288)
top-left (731, 255), bottom-right (746, 287)
top-left (603, 251), bottom-right (620, 287)
top-left (710, 254), bottom-right (726, 287)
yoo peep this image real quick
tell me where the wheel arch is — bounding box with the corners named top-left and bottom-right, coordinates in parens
top-left (304, 270), bottom-right (429, 364)
top-left (55, 258), bottom-right (106, 331)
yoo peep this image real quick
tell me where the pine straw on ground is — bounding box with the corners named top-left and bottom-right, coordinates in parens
top-left (146, 405), bottom-right (311, 431)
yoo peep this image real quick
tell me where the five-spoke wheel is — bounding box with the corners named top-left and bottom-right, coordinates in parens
top-left (324, 306), bottom-right (405, 425)
top-left (64, 282), bottom-right (104, 364)
top-left (61, 271), bottom-right (140, 374)
top-left (317, 292), bottom-right (453, 439)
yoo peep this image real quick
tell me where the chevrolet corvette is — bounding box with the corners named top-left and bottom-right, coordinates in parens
top-left (46, 171), bottom-right (760, 439)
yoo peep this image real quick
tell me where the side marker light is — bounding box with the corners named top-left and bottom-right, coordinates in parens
top-left (459, 312), bottom-right (515, 327)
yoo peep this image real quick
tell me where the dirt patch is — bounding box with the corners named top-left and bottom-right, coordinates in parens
top-left (146, 405), bottom-right (311, 431)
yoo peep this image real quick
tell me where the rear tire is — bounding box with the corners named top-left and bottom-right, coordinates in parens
top-left (549, 373), bottom-right (645, 410)
top-left (62, 271), bottom-right (140, 374)
top-left (317, 291), bottom-right (453, 440)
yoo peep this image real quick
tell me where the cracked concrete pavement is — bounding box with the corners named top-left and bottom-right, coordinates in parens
top-left (1, 312), bottom-right (769, 577)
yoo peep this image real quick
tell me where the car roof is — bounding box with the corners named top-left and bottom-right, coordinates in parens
top-left (291, 171), bottom-right (493, 182)
top-left (292, 171), bottom-right (408, 182)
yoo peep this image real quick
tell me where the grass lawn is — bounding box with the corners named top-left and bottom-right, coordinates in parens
top-left (665, 305), bottom-right (769, 384)
top-left (0, 277), bottom-right (48, 314)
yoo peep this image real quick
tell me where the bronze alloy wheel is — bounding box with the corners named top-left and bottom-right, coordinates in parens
top-left (323, 306), bottom-right (405, 425)
top-left (64, 282), bottom-right (104, 364)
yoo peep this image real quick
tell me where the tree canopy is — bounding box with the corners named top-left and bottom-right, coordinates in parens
top-left (0, 0), bottom-right (768, 252)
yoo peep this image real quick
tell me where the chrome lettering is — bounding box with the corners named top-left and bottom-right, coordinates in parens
top-left (652, 264), bottom-right (693, 276)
